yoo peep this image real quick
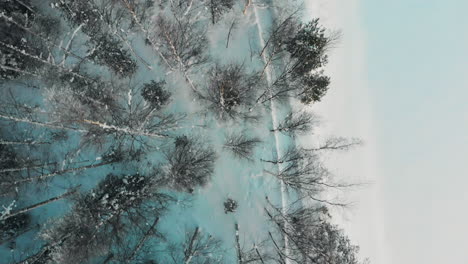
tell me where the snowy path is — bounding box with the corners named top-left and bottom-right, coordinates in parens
top-left (251, 1), bottom-right (292, 262)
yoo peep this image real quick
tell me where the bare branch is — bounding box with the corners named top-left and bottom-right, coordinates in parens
top-left (271, 111), bottom-right (318, 136)
top-left (223, 132), bottom-right (262, 161)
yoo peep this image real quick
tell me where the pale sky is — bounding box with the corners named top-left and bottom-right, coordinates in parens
top-left (305, 0), bottom-right (468, 263)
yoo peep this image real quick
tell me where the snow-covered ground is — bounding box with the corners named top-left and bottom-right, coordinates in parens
top-left (156, 1), bottom-right (297, 261)
top-left (0, 0), bottom-right (368, 263)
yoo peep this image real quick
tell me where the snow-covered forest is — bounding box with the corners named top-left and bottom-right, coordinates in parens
top-left (0, 0), bottom-right (367, 263)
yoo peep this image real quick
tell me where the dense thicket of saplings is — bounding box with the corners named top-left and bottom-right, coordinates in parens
top-left (0, 0), bottom-right (366, 263)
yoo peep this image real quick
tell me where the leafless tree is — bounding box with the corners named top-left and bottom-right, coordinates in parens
top-left (123, 217), bottom-right (161, 263)
top-left (0, 187), bottom-right (80, 222)
top-left (271, 111), bottom-right (317, 137)
top-left (117, 0), bottom-right (209, 95)
top-left (44, 78), bottom-right (183, 150)
top-left (262, 145), bottom-right (353, 206)
top-left (264, 146), bottom-right (328, 195)
top-left (0, 0), bottom-right (56, 80)
top-left (0, 143), bottom-right (57, 196)
top-left (0, 148), bottom-right (125, 195)
top-left (200, 63), bottom-right (261, 121)
top-left (305, 137), bottom-right (362, 152)
top-left (101, 216), bottom-right (162, 263)
top-left (54, 0), bottom-right (137, 77)
top-left (0, 1), bottom-right (120, 84)
top-left (39, 173), bottom-right (174, 264)
top-left (163, 227), bottom-right (224, 264)
top-left (265, 200), bottom-right (363, 264)
top-left (164, 135), bottom-right (217, 193)
top-left (223, 132), bottom-right (262, 161)
top-left (234, 223), bottom-right (273, 264)
top-left (261, 145), bottom-right (308, 165)
top-left (152, 13), bottom-right (208, 72)
top-left (259, 10), bottom-right (301, 68)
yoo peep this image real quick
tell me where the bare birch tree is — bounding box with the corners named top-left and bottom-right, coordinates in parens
top-left (263, 146), bottom-right (329, 196)
top-left (0, 187), bottom-right (80, 222)
top-left (54, 0), bottom-right (138, 77)
top-left (39, 173), bottom-right (173, 264)
top-left (151, 5), bottom-right (208, 72)
top-left (234, 223), bottom-right (272, 264)
top-left (262, 145), bottom-right (354, 206)
top-left (163, 227), bottom-right (224, 264)
top-left (305, 137), bottom-right (362, 152)
top-left (265, 201), bottom-right (363, 264)
top-left (0, 0), bottom-right (60, 80)
top-left (44, 78), bottom-right (182, 150)
top-left (0, 148), bottom-right (125, 194)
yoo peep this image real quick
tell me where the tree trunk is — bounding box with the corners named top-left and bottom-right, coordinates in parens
top-left (184, 227), bottom-right (200, 264)
top-left (0, 114), bottom-right (87, 133)
top-left (0, 140), bottom-right (49, 145)
top-left (1, 187), bottom-right (79, 221)
top-left (0, 12), bottom-right (85, 62)
top-left (0, 162), bottom-right (57, 174)
top-left (0, 39), bottom-right (95, 82)
top-left (120, 0), bottom-right (174, 70)
top-left (243, 0), bottom-right (252, 14)
top-left (81, 119), bottom-right (167, 138)
top-left (235, 223), bottom-right (243, 264)
top-left (3, 160), bottom-right (115, 186)
top-left (254, 245), bottom-right (266, 264)
top-left (268, 231), bottom-right (286, 264)
top-left (126, 217), bottom-right (159, 263)
top-left (210, 0), bottom-right (215, 24)
top-left (226, 19), bottom-right (236, 48)
top-left (15, 234), bottom-right (71, 264)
